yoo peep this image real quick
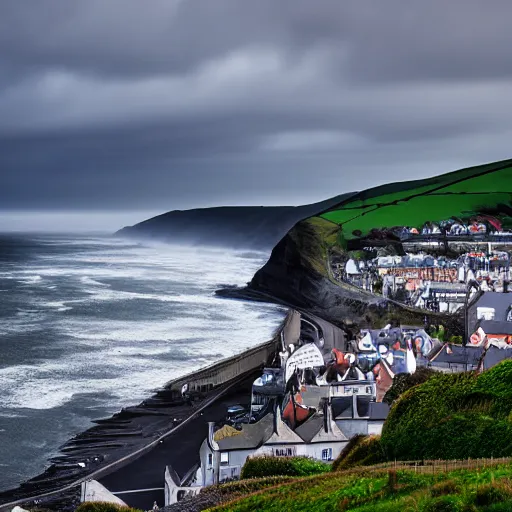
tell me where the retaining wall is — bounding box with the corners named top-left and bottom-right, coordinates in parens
top-left (0, 310), bottom-right (300, 512)
top-left (168, 308), bottom-right (300, 393)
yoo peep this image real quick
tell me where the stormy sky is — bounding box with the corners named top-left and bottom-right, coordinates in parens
top-left (1, 1), bottom-right (512, 230)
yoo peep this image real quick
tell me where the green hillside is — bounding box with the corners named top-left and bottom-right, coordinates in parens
top-left (381, 360), bottom-right (512, 461)
top-left (208, 463), bottom-right (512, 511)
top-left (319, 159), bottom-right (512, 244)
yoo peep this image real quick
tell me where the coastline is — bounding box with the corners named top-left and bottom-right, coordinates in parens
top-left (0, 309), bottom-right (297, 511)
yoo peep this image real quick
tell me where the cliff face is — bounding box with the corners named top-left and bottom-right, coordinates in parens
top-left (115, 194), bottom-right (354, 250)
top-left (247, 218), bottom-right (459, 332)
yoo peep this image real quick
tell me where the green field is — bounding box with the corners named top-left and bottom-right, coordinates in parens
top-left (318, 159), bottom-right (512, 244)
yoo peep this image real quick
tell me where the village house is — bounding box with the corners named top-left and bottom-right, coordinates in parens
top-left (468, 291), bottom-right (512, 342)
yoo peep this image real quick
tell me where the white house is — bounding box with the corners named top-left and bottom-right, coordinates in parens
top-left (194, 403), bottom-right (346, 489)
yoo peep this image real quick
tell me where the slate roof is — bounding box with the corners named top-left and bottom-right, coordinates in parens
top-left (471, 292), bottom-right (512, 320)
top-left (480, 320), bottom-right (512, 335)
top-left (369, 402), bottom-right (390, 420)
top-left (294, 414), bottom-right (324, 443)
top-left (484, 346), bottom-right (512, 369)
top-left (429, 344), bottom-right (483, 365)
top-left (217, 414), bottom-right (274, 451)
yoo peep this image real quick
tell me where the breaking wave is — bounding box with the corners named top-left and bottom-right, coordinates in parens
top-left (0, 234), bottom-right (284, 491)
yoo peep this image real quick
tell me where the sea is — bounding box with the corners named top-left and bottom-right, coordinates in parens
top-left (0, 234), bottom-right (285, 491)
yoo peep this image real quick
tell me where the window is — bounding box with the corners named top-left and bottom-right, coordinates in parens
top-left (322, 448), bottom-right (333, 461)
top-left (356, 396), bottom-right (371, 418)
top-left (477, 307), bottom-right (495, 321)
top-left (261, 373), bottom-right (274, 385)
top-left (252, 393), bottom-right (266, 406)
top-left (273, 447), bottom-right (296, 457)
top-left (220, 452), bottom-right (229, 465)
top-left (207, 453), bottom-right (213, 467)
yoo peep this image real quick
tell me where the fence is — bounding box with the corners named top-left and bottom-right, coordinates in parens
top-left (350, 457), bottom-right (512, 475)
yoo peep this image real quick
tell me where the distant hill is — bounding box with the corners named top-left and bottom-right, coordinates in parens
top-left (115, 194), bottom-right (354, 250)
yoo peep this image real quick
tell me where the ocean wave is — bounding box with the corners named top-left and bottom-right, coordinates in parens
top-left (17, 275), bottom-right (43, 284)
top-left (0, 235), bottom-right (285, 489)
top-left (80, 276), bottom-right (110, 287)
top-left (44, 301), bottom-right (73, 312)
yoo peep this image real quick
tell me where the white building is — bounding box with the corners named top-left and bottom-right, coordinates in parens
top-left (198, 404), bottom-right (347, 488)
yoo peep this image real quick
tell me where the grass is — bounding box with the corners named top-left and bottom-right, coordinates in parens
top-left (287, 216), bottom-right (340, 277)
top-left (381, 361), bottom-right (512, 461)
top-left (75, 503), bottom-right (142, 512)
top-left (331, 435), bottom-right (385, 471)
top-left (206, 464), bottom-right (512, 512)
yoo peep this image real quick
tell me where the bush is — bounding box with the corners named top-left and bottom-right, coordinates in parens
top-left (384, 367), bottom-right (438, 405)
top-left (474, 481), bottom-right (512, 507)
top-left (331, 435), bottom-right (384, 471)
top-left (75, 503), bottom-right (141, 512)
top-left (481, 502), bottom-right (512, 511)
top-left (430, 480), bottom-right (461, 497)
top-left (381, 361), bottom-right (512, 461)
top-left (240, 455), bottom-right (329, 479)
top-left (422, 495), bottom-right (465, 512)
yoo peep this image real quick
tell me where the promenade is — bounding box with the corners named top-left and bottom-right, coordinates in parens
top-left (99, 374), bottom-right (255, 510)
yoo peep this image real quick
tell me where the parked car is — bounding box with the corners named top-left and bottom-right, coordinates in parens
top-left (229, 412), bottom-right (255, 430)
top-left (226, 404), bottom-right (247, 422)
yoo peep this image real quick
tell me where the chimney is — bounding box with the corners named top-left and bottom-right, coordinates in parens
top-left (207, 421), bottom-right (219, 451)
top-left (323, 400), bottom-right (329, 433)
top-left (272, 399), bottom-right (279, 435)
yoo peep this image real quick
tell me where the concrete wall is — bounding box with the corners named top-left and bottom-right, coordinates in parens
top-left (368, 421), bottom-right (384, 436)
top-left (80, 480), bottom-right (127, 506)
top-left (284, 310), bottom-right (301, 347)
top-left (177, 341), bottom-right (275, 393)
top-left (200, 440), bottom-right (348, 486)
top-left (169, 309), bottom-right (300, 393)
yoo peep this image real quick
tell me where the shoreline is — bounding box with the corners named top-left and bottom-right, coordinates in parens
top-left (0, 310), bottom-right (296, 511)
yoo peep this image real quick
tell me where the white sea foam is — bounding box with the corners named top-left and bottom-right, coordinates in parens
top-left (17, 275), bottom-right (42, 284)
top-left (80, 276), bottom-right (110, 287)
top-left (0, 237), bottom-right (285, 414)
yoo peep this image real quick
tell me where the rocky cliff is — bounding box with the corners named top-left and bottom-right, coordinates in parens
top-left (115, 194), bottom-right (354, 250)
top-left (236, 217), bottom-right (460, 333)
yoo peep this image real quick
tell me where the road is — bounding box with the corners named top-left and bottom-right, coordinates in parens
top-left (300, 311), bottom-right (348, 353)
top-left (99, 376), bottom-right (255, 510)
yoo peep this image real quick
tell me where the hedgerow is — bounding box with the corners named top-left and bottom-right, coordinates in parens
top-left (331, 435), bottom-right (385, 471)
top-left (240, 455), bottom-right (329, 479)
top-left (383, 367), bottom-right (438, 405)
top-left (381, 360), bottom-right (512, 461)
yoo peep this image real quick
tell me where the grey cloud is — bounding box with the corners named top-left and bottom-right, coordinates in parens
top-left (1, 0), bottom-right (512, 215)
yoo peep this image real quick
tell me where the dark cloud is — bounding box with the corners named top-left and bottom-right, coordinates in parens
top-left (1, 0), bottom-right (512, 214)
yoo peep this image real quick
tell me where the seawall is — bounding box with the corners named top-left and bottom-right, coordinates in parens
top-left (168, 308), bottom-right (300, 394)
top-left (0, 309), bottom-right (301, 511)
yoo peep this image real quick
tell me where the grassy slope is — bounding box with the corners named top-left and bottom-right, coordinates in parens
top-left (287, 217), bottom-right (460, 330)
top-left (381, 361), bottom-right (512, 461)
top-left (286, 216), bottom-right (340, 277)
top-left (208, 464), bottom-right (512, 512)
